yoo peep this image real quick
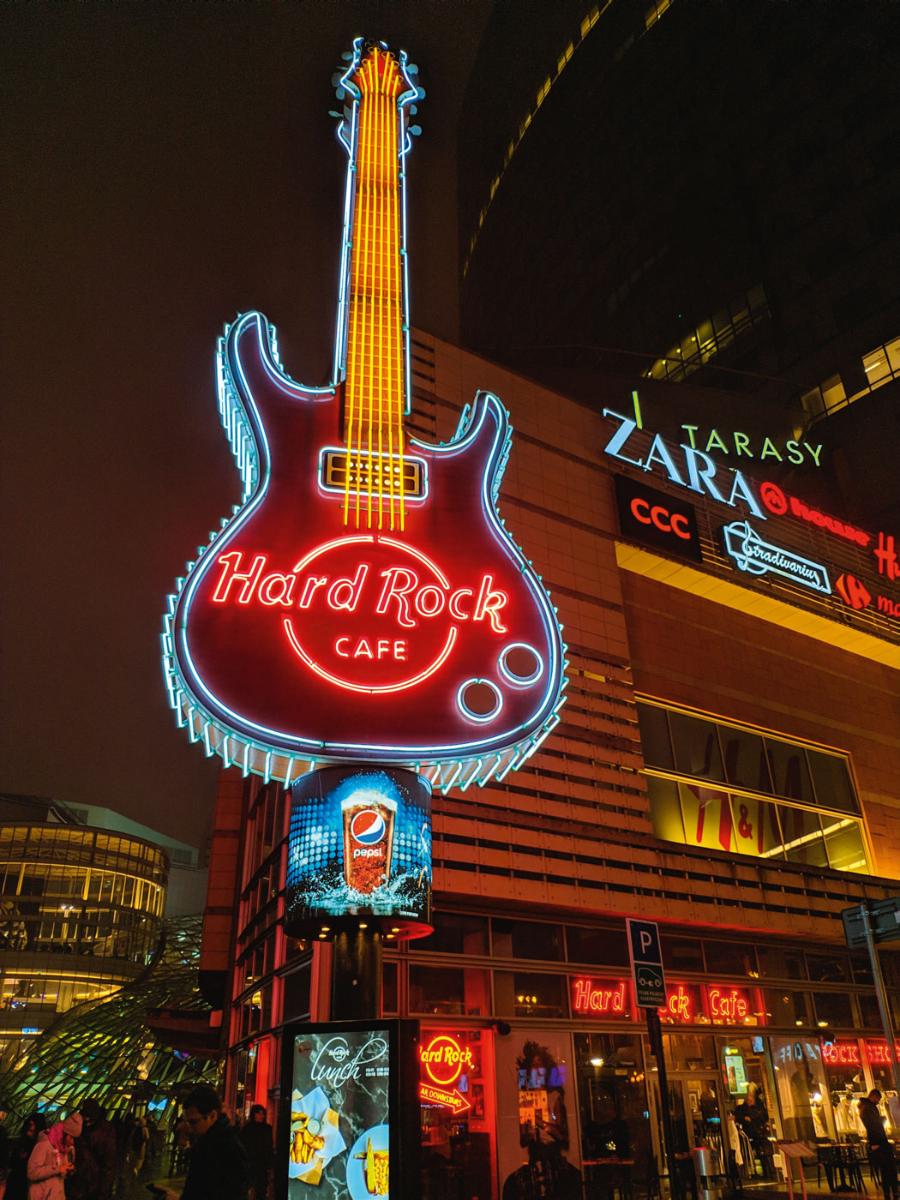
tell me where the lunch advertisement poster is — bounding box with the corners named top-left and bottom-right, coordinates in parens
top-left (288, 1027), bottom-right (392, 1198)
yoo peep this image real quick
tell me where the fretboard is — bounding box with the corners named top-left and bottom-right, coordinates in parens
top-left (343, 46), bottom-right (407, 529)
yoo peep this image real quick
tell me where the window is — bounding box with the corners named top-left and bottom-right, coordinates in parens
top-left (767, 741), bottom-right (814, 804)
top-left (669, 712), bottom-right (725, 782)
top-left (638, 701), bottom-right (868, 874)
top-left (720, 727), bottom-right (772, 793)
top-left (566, 925), bottom-right (629, 967)
top-left (409, 965), bottom-right (489, 1016)
top-left (765, 989), bottom-right (809, 1026)
top-left (637, 703), bottom-right (674, 770)
top-left (661, 935), bottom-right (703, 973)
top-left (814, 991), bottom-right (854, 1029)
top-left (857, 993), bottom-right (881, 1029)
top-left (806, 955), bottom-right (849, 985)
top-left (808, 752), bottom-right (858, 815)
top-left (410, 913), bottom-right (487, 956)
top-left (494, 971), bottom-right (568, 1019)
top-left (704, 941), bottom-right (758, 978)
top-left (493, 919), bottom-right (563, 961)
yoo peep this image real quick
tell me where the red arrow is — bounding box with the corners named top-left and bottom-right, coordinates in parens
top-left (418, 1082), bottom-right (471, 1113)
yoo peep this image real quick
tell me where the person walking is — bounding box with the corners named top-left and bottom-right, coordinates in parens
top-left (161, 1086), bottom-right (248, 1200)
top-left (26, 1113), bottom-right (81, 1200)
top-left (69, 1100), bottom-right (116, 1200)
top-left (860, 1090), bottom-right (898, 1200)
top-left (239, 1107), bottom-right (273, 1200)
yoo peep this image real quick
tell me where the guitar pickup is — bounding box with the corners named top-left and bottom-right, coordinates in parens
top-left (318, 448), bottom-right (428, 501)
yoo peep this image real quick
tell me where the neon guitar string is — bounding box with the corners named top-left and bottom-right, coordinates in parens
top-left (342, 48), bottom-right (406, 529)
top-left (390, 66), bottom-right (406, 528)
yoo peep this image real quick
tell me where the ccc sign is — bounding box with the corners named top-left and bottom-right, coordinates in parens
top-left (614, 474), bottom-right (702, 562)
top-left (629, 497), bottom-right (693, 541)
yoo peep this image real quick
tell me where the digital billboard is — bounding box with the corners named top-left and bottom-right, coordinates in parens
top-left (280, 1021), bottom-right (419, 1200)
top-left (285, 766), bottom-right (432, 936)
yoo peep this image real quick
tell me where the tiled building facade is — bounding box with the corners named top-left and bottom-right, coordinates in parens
top-left (199, 333), bottom-right (900, 1197)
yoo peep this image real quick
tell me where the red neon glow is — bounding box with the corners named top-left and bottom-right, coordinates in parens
top-left (864, 1040), bottom-right (900, 1066)
top-left (660, 984), bottom-right (696, 1023)
top-left (419, 1034), bottom-right (474, 1087)
top-left (629, 497), bottom-right (692, 541)
top-left (708, 986), bottom-right (751, 1023)
top-left (875, 532), bottom-right (899, 581)
top-left (758, 482), bottom-right (871, 547)
top-left (571, 979), bottom-right (629, 1016)
top-left (823, 1041), bottom-right (861, 1067)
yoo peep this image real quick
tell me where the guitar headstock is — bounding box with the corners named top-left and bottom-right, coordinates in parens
top-left (331, 38), bottom-right (424, 157)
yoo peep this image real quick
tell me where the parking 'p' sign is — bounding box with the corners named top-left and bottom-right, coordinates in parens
top-left (626, 918), bottom-right (667, 1008)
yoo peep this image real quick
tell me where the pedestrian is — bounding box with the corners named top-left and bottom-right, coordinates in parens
top-left (160, 1087), bottom-right (248, 1200)
top-left (7, 1116), bottom-right (43, 1200)
top-left (69, 1100), bottom-right (116, 1200)
top-left (27, 1113), bottom-right (81, 1200)
top-left (169, 1119), bottom-right (189, 1178)
top-left (0, 1098), bottom-right (10, 1200)
top-left (239, 1107), bottom-right (273, 1200)
top-left (860, 1090), bottom-right (898, 1200)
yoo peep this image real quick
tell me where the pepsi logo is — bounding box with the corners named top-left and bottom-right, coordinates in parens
top-left (350, 809), bottom-right (386, 845)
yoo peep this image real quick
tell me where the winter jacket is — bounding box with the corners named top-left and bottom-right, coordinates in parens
top-left (181, 1116), bottom-right (249, 1200)
top-left (70, 1118), bottom-right (117, 1200)
top-left (27, 1116), bottom-right (82, 1200)
top-left (859, 1098), bottom-right (889, 1148)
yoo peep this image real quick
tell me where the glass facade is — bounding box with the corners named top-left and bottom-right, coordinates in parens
top-left (0, 823), bottom-right (168, 1067)
top-left (0, 916), bottom-right (218, 1126)
top-left (638, 701), bottom-right (869, 872)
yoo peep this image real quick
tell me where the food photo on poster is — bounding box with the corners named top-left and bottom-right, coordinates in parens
top-left (286, 1026), bottom-right (392, 1198)
top-left (285, 766), bottom-right (432, 935)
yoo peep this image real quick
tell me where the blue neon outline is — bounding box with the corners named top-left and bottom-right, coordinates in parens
top-left (456, 678), bottom-right (503, 725)
top-left (498, 641), bottom-right (544, 688)
top-left (721, 521), bottom-right (832, 595)
top-left (161, 43), bottom-right (568, 789)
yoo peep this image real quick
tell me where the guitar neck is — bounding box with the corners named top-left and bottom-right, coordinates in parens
top-left (339, 46), bottom-right (413, 448)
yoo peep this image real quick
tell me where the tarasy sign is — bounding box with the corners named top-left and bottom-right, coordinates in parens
top-left (842, 899), bottom-right (900, 948)
top-left (626, 918), bottom-right (667, 1008)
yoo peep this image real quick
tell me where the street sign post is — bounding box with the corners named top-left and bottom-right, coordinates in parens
top-left (627, 919), bottom-right (681, 1200)
top-left (842, 900), bottom-right (900, 1098)
top-left (842, 897), bottom-right (900, 949)
top-left (627, 918), bottom-right (667, 1007)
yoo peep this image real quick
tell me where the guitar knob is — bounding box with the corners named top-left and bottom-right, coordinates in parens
top-left (498, 643), bottom-right (544, 688)
top-left (457, 679), bottom-right (503, 724)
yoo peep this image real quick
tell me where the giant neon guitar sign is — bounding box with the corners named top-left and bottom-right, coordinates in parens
top-left (162, 41), bottom-right (567, 790)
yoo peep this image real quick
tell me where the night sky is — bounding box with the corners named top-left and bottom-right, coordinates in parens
top-left (3, 2), bottom-right (489, 848)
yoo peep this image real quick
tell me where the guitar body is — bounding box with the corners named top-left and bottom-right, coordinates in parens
top-left (166, 313), bottom-right (565, 774)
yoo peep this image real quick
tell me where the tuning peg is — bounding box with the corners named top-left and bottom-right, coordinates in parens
top-left (416, 86), bottom-right (426, 100)
top-left (410, 125), bottom-right (422, 137)
top-left (406, 62), bottom-right (419, 75)
top-left (340, 50), bottom-right (354, 61)
top-left (409, 105), bottom-right (418, 115)
top-left (328, 110), bottom-right (342, 119)
top-left (331, 72), bottom-right (343, 86)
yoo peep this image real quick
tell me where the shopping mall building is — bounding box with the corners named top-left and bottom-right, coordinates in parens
top-left (197, 325), bottom-right (900, 1196)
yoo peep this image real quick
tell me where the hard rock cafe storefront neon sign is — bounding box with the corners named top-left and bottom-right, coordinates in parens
top-left (418, 1034), bottom-right (474, 1113)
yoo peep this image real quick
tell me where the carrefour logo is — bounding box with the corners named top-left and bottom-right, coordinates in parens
top-left (350, 809), bottom-right (387, 846)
